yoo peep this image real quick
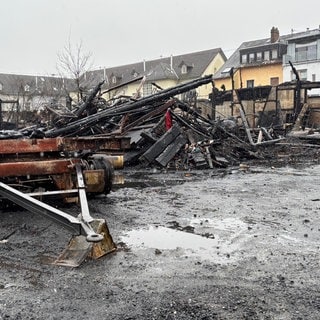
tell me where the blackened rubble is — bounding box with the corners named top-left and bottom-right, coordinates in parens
top-left (3, 74), bottom-right (320, 170)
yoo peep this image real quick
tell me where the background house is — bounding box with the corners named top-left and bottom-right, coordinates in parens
top-left (0, 73), bottom-right (74, 127)
top-left (86, 48), bottom-right (226, 112)
top-left (212, 27), bottom-right (320, 127)
top-left (0, 48), bottom-right (227, 127)
top-left (213, 27), bottom-right (288, 91)
top-left (214, 27), bottom-right (320, 91)
top-left (283, 28), bottom-right (320, 97)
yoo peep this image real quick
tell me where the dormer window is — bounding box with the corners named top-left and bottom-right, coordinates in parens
top-left (24, 84), bottom-right (30, 92)
top-left (256, 52), bottom-right (262, 61)
top-left (131, 69), bottom-right (139, 77)
top-left (178, 60), bottom-right (193, 74)
top-left (0, 82), bottom-right (3, 91)
top-left (271, 49), bottom-right (278, 59)
top-left (241, 54), bottom-right (247, 63)
top-left (249, 53), bottom-right (255, 63)
top-left (110, 73), bottom-right (122, 84)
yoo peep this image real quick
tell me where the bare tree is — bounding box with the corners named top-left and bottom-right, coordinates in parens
top-left (57, 39), bottom-right (94, 102)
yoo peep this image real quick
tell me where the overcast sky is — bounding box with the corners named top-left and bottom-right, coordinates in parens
top-left (1, 0), bottom-right (320, 76)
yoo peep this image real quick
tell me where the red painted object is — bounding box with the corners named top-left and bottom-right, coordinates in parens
top-left (165, 108), bottom-right (172, 131)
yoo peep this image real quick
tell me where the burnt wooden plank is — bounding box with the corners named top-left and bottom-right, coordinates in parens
top-left (140, 124), bottom-right (181, 163)
top-left (155, 133), bottom-right (188, 167)
top-left (190, 151), bottom-right (208, 169)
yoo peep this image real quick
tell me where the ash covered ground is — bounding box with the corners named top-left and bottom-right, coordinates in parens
top-left (1, 162), bottom-right (320, 319)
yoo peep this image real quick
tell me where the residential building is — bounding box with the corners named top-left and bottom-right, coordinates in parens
top-left (283, 28), bottom-right (320, 96)
top-left (0, 73), bottom-right (75, 126)
top-left (214, 27), bottom-right (320, 93)
top-left (214, 27), bottom-right (288, 91)
top-left (0, 48), bottom-right (226, 126)
top-left (86, 48), bottom-right (227, 102)
top-left (0, 73), bottom-right (74, 111)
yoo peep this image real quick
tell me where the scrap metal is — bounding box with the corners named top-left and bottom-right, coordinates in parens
top-left (0, 135), bottom-right (129, 266)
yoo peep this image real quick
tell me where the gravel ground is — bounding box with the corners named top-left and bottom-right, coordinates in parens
top-left (1, 162), bottom-right (320, 319)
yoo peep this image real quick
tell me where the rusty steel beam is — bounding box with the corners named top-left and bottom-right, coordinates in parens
top-left (0, 159), bottom-right (81, 177)
top-left (0, 138), bottom-right (62, 154)
top-left (62, 136), bottom-right (131, 152)
top-left (0, 136), bottom-right (131, 155)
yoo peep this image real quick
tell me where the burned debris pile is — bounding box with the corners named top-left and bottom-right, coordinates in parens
top-left (2, 74), bottom-right (319, 170)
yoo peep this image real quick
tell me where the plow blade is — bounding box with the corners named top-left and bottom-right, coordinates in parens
top-left (54, 219), bottom-right (116, 267)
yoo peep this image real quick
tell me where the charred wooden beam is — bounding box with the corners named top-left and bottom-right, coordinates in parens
top-left (140, 124), bottom-right (182, 164)
top-left (74, 80), bottom-right (105, 117)
top-left (121, 99), bottom-right (176, 134)
top-left (45, 75), bottom-right (213, 138)
top-left (155, 133), bottom-right (187, 167)
top-left (170, 112), bottom-right (211, 139)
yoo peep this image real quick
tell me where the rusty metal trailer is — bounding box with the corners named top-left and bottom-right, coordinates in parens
top-left (0, 135), bottom-right (130, 267)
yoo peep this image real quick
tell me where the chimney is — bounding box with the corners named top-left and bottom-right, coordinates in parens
top-left (271, 27), bottom-right (280, 43)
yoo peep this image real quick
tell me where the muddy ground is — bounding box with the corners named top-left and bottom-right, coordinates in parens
top-left (1, 159), bottom-right (320, 319)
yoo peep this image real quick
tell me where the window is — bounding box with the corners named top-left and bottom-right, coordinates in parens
top-left (256, 52), bottom-right (262, 61)
top-left (143, 83), bottom-right (153, 96)
top-left (247, 80), bottom-right (254, 88)
top-left (241, 54), bottom-right (247, 63)
top-left (308, 44), bottom-right (317, 60)
top-left (0, 82), bottom-right (3, 91)
top-left (295, 42), bottom-right (317, 61)
top-left (291, 69), bottom-right (307, 81)
top-left (24, 84), bottom-right (30, 92)
top-left (181, 65), bottom-right (187, 74)
top-left (270, 77), bottom-right (279, 86)
top-left (249, 53), bottom-right (255, 63)
top-left (111, 75), bottom-right (117, 84)
top-left (271, 49), bottom-right (278, 59)
top-left (264, 51), bottom-right (270, 61)
top-left (312, 74), bottom-right (316, 82)
top-left (299, 69), bottom-right (307, 81)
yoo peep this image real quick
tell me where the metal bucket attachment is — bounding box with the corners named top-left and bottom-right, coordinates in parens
top-left (90, 219), bottom-right (117, 259)
top-left (53, 236), bottom-right (93, 267)
top-left (54, 219), bottom-right (116, 267)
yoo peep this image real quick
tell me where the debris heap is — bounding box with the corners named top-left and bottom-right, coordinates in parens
top-left (2, 75), bottom-right (316, 170)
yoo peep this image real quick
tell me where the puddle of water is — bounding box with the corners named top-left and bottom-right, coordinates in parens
top-left (121, 224), bottom-right (248, 263)
top-left (122, 226), bottom-right (219, 250)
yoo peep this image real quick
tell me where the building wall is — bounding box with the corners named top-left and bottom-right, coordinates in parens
top-left (283, 61), bottom-right (320, 82)
top-left (214, 63), bottom-right (283, 91)
top-left (198, 53), bottom-right (226, 99)
top-left (238, 63), bottom-right (283, 88)
top-left (102, 78), bottom-right (179, 100)
top-left (283, 61), bottom-right (320, 96)
top-left (213, 77), bottom-right (232, 91)
top-left (102, 54), bottom-right (225, 102)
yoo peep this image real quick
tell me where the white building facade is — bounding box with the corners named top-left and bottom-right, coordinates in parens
top-left (283, 29), bottom-right (320, 96)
